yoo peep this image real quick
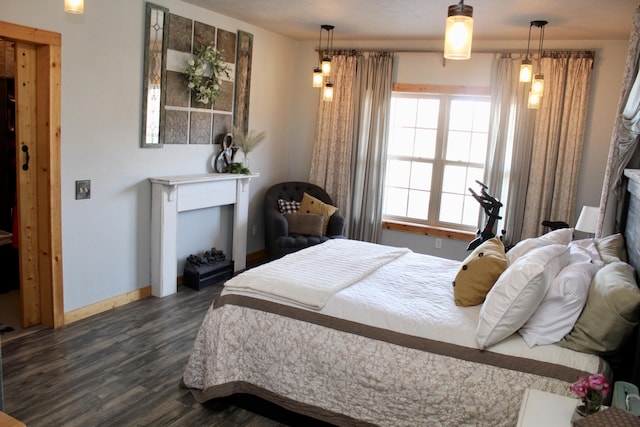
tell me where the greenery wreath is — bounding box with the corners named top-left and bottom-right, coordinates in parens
top-left (183, 44), bottom-right (231, 104)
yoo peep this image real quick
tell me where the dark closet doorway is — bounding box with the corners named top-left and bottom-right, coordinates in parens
top-left (0, 75), bottom-right (18, 293)
top-left (0, 20), bottom-right (64, 329)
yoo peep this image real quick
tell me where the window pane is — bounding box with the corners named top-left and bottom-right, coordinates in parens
top-left (449, 100), bottom-right (475, 131)
top-left (446, 130), bottom-right (471, 161)
top-left (472, 101), bottom-right (491, 132)
top-left (414, 128), bottom-right (436, 159)
top-left (462, 194), bottom-right (480, 226)
top-left (394, 98), bottom-right (418, 127)
top-left (470, 132), bottom-right (488, 162)
top-left (384, 187), bottom-right (408, 216)
top-left (442, 165), bottom-right (467, 194)
top-left (410, 162), bottom-right (432, 191)
top-left (466, 167), bottom-right (484, 188)
top-left (416, 98), bottom-right (440, 128)
top-left (439, 193), bottom-right (463, 223)
top-left (389, 127), bottom-right (415, 157)
top-left (407, 189), bottom-right (430, 219)
top-left (386, 159), bottom-right (411, 187)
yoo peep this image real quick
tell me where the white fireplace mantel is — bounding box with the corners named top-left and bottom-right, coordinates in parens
top-left (149, 173), bottom-right (258, 297)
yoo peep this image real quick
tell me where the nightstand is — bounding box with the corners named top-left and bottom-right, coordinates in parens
top-left (517, 388), bottom-right (580, 427)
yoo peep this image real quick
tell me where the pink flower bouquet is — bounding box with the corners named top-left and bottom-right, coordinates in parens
top-left (570, 373), bottom-right (611, 416)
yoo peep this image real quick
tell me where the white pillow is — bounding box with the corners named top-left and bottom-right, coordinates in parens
top-left (506, 228), bottom-right (574, 265)
top-left (518, 258), bottom-right (600, 347)
top-left (476, 244), bottom-right (570, 349)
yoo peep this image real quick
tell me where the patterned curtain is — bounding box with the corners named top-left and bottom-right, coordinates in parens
top-left (309, 54), bottom-right (358, 222)
top-left (597, 6), bottom-right (640, 237)
top-left (521, 52), bottom-right (594, 239)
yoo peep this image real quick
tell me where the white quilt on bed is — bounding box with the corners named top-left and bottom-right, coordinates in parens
top-left (223, 240), bottom-right (604, 372)
top-left (224, 239), bottom-right (410, 309)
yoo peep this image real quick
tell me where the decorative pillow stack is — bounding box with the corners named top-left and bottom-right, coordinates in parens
top-left (277, 194), bottom-right (338, 237)
top-left (558, 260), bottom-right (640, 355)
top-left (476, 244), bottom-right (570, 349)
top-left (298, 192), bottom-right (338, 235)
top-left (453, 237), bottom-right (508, 307)
top-left (471, 229), bottom-right (640, 354)
top-left (518, 242), bottom-right (602, 347)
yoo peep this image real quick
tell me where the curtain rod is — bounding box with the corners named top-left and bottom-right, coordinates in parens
top-left (315, 47), bottom-right (596, 55)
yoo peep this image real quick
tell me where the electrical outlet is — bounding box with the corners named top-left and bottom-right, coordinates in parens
top-left (435, 238), bottom-right (442, 249)
top-left (76, 180), bottom-right (91, 200)
top-left (252, 224), bottom-right (257, 236)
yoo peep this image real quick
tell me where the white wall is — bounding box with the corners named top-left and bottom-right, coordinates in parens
top-left (0, 0), bottom-right (297, 311)
top-left (0, 1), bottom-right (630, 312)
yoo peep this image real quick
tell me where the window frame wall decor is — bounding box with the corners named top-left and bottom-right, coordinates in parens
top-left (382, 88), bottom-right (491, 232)
top-left (163, 13), bottom-right (237, 145)
top-left (140, 2), bottom-right (169, 148)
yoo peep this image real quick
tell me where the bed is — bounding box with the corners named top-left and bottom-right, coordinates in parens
top-left (182, 175), bottom-right (640, 426)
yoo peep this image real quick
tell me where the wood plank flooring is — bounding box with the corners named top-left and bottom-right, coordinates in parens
top-left (1, 284), bottom-right (330, 427)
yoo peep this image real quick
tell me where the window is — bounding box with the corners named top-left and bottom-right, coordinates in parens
top-left (383, 91), bottom-right (491, 231)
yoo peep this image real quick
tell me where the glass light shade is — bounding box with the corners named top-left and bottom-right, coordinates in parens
top-left (532, 74), bottom-right (544, 95)
top-left (312, 68), bottom-right (323, 88)
top-left (321, 57), bottom-right (331, 75)
top-left (444, 3), bottom-right (473, 60)
top-left (519, 59), bottom-right (533, 82)
top-left (64, 0), bottom-right (84, 14)
top-left (527, 91), bottom-right (541, 109)
top-left (323, 83), bottom-right (334, 102)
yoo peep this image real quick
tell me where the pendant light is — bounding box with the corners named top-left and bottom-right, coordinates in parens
top-left (323, 83), bottom-right (334, 102)
top-left (312, 67), bottom-right (323, 88)
top-left (321, 25), bottom-right (334, 75)
top-left (444, 0), bottom-right (474, 60)
top-left (64, 0), bottom-right (84, 14)
top-left (519, 23), bottom-right (534, 82)
top-left (313, 24), bottom-right (336, 102)
top-left (527, 20), bottom-right (548, 109)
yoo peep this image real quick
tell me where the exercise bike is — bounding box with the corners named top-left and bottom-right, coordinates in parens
top-left (466, 181), bottom-right (503, 251)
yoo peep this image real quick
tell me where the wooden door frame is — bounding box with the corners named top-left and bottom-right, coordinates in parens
top-left (0, 21), bottom-right (63, 328)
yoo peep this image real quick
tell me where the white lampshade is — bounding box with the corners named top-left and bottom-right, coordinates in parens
top-left (444, 11), bottom-right (473, 60)
top-left (575, 206), bottom-right (599, 234)
top-left (64, 0), bottom-right (84, 14)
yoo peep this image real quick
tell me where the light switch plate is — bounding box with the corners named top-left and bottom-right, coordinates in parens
top-left (76, 180), bottom-right (91, 200)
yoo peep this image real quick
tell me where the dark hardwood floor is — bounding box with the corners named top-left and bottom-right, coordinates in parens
top-left (1, 284), bottom-right (329, 427)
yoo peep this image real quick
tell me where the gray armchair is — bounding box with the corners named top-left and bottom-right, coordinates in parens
top-left (264, 181), bottom-right (345, 259)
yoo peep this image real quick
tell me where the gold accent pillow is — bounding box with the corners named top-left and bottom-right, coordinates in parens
top-left (299, 192), bottom-right (338, 235)
top-left (453, 237), bottom-right (508, 307)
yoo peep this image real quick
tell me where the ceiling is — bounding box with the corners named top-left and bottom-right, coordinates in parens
top-left (182, 0), bottom-right (637, 42)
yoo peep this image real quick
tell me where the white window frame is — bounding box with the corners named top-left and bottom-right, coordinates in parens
top-left (383, 85), bottom-right (491, 233)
